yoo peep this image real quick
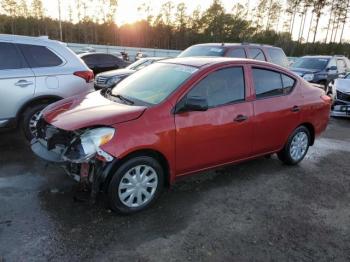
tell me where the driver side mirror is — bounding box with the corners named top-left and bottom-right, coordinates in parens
top-left (175, 96), bottom-right (208, 113)
top-left (327, 66), bottom-right (337, 71)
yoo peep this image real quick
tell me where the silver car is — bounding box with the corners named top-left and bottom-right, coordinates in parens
top-left (327, 74), bottom-right (350, 117)
top-left (0, 34), bottom-right (94, 140)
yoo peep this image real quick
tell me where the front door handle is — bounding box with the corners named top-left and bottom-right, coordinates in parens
top-left (291, 105), bottom-right (300, 112)
top-left (15, 80), bottom-right (33, 88)
top-left (234, 114), bottom-right (248, 122)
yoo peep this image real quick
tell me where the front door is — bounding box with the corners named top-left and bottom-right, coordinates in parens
top-left (0, 42), bottom-right (35, 121)
top-left (175, 66), bottom-right (254, 175)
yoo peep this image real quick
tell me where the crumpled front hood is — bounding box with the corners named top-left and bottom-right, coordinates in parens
top-left (291, 68), bottom-right (320, 76)
top-left (334, 79), bottom-right (350, 94)
top-left (43, 91), bottom-right (146, 131)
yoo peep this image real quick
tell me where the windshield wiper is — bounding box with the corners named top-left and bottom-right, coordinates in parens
top-left (110, 93), bottom-right (134, 105)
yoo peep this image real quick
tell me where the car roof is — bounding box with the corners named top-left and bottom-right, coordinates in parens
top-left (160, 57), bottom-right (276, 68)
top-left (301, 55), bottom-right (332, 59)
top-left (190, 42), bottom-right (278, 49)
top-left (0, 34), bottom-right (64, 45)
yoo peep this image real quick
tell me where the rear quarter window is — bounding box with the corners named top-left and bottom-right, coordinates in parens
top-left (18, 44), bottom-right (63, 68)
top-left (249, 48), bottom-right (266, 61)
top-left (267, 48), bottom-right (288, 67)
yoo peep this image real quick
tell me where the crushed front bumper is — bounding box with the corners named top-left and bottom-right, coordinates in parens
top-left (31, 138), bottom-right (66, 163)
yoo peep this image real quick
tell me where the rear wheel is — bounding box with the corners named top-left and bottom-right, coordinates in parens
top-left (22, 104), bottom-right (48, 141)
top-left (108, 156), bottom-right (164, 214)
top-left (277, 126), bottom-right (310, 165)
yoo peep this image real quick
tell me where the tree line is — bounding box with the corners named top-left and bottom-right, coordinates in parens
top-left (1, 0), bottom-right (350, 57)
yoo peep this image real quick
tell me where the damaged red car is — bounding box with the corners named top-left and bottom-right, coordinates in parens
top-left (31, 57), bottom-right (331, 214)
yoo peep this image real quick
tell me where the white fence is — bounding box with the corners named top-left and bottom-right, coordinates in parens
top-left (67, 43), bottom-right (182, 61)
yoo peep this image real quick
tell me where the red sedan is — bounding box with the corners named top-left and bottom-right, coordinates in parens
top-left (31, 57), bottom-right (331, 213)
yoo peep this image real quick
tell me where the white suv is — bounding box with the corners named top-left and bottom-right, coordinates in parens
top-left (0, 34), bottom-right (94, 140)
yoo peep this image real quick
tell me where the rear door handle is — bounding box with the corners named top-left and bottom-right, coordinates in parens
top-left (234, 114), bottom-right (248, 122)
top-left (15, 80), bottom-right (33, 88)
top-left (291, 106), bottom-right (300, 112)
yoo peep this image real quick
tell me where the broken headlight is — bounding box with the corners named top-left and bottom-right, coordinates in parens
top-left (63, 127), bottom-right (115, 163)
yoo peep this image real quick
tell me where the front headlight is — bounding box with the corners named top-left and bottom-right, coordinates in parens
top-left (63, 127), bottom-right (115, 163)
top-left (303, 73), bottom-right (314, 81)
top-left (80, 127), bottom-right (115, 154)
top-left (107, 76), bottom-right (121, 87)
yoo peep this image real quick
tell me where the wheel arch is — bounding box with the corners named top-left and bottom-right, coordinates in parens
top-left (298, 122), bottom-right (315, 146)
top-left (102, 148), bottom-right (172, 191)
top-left (17, 95), bottom-right (63, 122)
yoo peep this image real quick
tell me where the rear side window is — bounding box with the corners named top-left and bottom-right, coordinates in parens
top-left (253, 68), bottom-right (295, 99)
top-left (267, 48), bottom-right (288, 67)
top-left (96, 54), bottom-right (117, 63)
top-left (0, 42), bottom-right (26, 70)
top-left (18, 44), bottom-right (63, 68)
top-left (82, 55), bottom-right (97, 64)
top-left (249, 48), bottom-right (266, 61)
top-left (188, 67), bottom-right (245, 107)
top-left (226, 48), bottom-right (246, 58)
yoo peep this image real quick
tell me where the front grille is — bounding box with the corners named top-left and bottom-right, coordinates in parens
top-left (337, 90), bottom-right (350, 102)
top-left (95, 76), bottom-right (108, 86)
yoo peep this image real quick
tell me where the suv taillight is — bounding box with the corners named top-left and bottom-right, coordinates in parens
top-left (74, 71), bottom-right (94, 83)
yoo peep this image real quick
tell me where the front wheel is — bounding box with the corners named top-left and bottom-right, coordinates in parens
top-left (22, 104), bottom-right (49, 141)
top-left (277, 126), bottom-right (310, 165)
top-left (108, 156), bottom-right (164, 214)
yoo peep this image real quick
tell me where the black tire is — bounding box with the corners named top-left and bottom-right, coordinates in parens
top-left (108, 156), bottom-right (164, 214)
top-left (277, 126), bottom-right (310, 165)
top-left (22, 103), bottom-right (49, 141)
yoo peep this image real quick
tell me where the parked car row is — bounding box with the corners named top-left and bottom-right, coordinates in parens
top-left (0, 34), bottom-right (338, 214)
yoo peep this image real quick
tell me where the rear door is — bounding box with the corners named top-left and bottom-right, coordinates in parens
top-left (0, 42), bottom-right (35, 120)
top-left (250, 66), bottom-right (301, 154)
top-left (175, 66), bottom-right (254, 175)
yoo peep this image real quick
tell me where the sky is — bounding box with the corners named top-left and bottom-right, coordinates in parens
top-left (31, 0), bottom-right (350, 43)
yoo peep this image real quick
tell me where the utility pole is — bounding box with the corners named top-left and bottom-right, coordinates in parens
top-left (58, 0), bottom-right (63, 41)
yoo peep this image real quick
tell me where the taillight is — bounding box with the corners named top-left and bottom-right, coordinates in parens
top-left (321, 94), bottom-right (332, 103)
top-left (74, 70), bottom-right (94, 83)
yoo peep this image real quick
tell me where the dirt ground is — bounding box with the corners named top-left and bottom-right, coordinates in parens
top-left (1, 118), bottom-right (350, 262)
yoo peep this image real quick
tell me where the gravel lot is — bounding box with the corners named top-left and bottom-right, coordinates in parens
top-left (1, 118), bottom-right (350, 262)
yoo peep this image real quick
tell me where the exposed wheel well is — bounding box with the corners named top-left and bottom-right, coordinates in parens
top-left (17, 95), bottom-right (63, 123)
top-left (103, 149), bottom-right (171, 190)
top-left (299, 123), bottom-right (315, 146)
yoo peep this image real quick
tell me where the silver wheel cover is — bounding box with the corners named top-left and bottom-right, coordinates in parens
top-left (118, 165), bottom-right (158, 208)
top-left (290, 131), bottom-right (309, 161)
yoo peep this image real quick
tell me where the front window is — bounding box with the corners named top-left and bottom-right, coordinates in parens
top-left (292, 57), bottom-right (329, 70)
top-left (178, 46), bottom-right (225, 57)
top-left (112, 63), bottom-right (197, 105)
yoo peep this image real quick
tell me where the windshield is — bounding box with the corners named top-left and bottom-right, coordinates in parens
top-left (178, 46), bottom-right (225, 57)
top-left (292, 57), bottom-right (329, 70)
top-left (112, 63), bottom-right (197, 105)
top-left (127, 58), bottom-right (151, 71)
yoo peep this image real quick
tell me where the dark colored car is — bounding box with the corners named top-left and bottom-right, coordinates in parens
top-left (79, 53), bottom-right (129, 75)
top-left (94, 57), bottom-right (167, 89)
top-left (291, 55), bottom-right (350, 88)
top-left (31, 57), bottom-right (331, 214)
top-left (178, 43), bottom-right (289, 67)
